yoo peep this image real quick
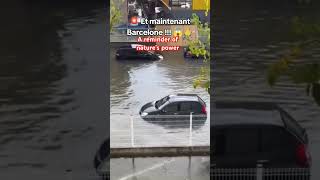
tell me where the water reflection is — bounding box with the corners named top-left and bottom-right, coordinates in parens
top-left (268, 62), bottom-right (320, 106)
top-left (266, 16), bottom-right (320, 106)
top-left (110, 45), bottom-right (158, 102)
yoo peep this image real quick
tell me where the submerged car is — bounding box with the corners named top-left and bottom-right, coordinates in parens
top-left (211, 101), bottom-right (311, 170)
top-left (116, 44), bottom-right (163, 60)
top-left (139, 94), bottom-right (207, 122)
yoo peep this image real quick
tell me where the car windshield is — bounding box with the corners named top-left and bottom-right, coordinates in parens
top-left (155, 96), bottom-right (169, 109)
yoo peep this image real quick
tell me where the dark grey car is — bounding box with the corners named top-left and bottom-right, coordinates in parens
top-left (139, 94), bottom-right (207, 123)
top-left (212, 101), bottom-right (311, 168)
top-left (211, 101), bottom-right (311, 179)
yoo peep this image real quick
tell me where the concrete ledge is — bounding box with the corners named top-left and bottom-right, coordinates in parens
top-left (111, 146), bottom-right (209, 158)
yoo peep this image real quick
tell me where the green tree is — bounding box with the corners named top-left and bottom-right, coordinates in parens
top-left (110, 0), bottom-right (123, 32)
top-left (188, 13), bottom-right (210, 91)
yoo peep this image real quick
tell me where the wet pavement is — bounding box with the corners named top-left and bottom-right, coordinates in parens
top-left (110, 156), bottom-right (210, 180)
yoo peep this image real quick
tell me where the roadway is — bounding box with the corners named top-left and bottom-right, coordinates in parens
top-left (110, 156), bottom-right (210, 180)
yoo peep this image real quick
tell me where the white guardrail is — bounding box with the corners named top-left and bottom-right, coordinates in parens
top-left (110, 113), bottom-right (209, 148)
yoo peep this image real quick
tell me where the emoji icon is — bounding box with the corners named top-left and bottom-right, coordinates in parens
top-left (184, 28), bottom-right (191, 37)
top-left (174, 28), bottom-right (182, 37)
top-left (130, 16), bottom-right (139, 26)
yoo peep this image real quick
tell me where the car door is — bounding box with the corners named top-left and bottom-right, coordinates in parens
top-left (179, 101), bottom-right (203, 115)
top-left (127, 49), bottom-right (139, 60)
top-left (213, 126), bottom-right (260, 168)
top-left (178, 102), bottom-right (192, 121)
top-left (179, 102), bottom-right (192, 114)
top-left (260, 126), bottom-right (297, 167)
top-left (162, 102), bottom-right (180, 121)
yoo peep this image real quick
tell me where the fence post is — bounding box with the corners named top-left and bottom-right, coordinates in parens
top-left (130, 115), bottom-right (134, 147)
top-left (189, 112), bottom-right (193, 146)
top-left (256, 164), bottom-right (263, 180)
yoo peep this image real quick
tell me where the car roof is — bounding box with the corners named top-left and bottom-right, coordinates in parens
top-left (131, 44), bottom-right (144, 48)
top-left (168, 94), bottom-right (200, 102)
top-left (212, 101), bottom-right (285, 127)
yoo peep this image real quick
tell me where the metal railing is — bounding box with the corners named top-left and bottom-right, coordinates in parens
top-left (110, 113), bottom-right (209, 148)
top-left (212, 165), bottom-right (310, 180)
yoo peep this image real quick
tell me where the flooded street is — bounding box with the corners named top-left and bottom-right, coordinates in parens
top-left (1, 0), bottom-right (319, 179)
top-left (0, 2), bottom-right (107, 180)
top-left (110, 44), bottom-right (210, 147)
top-left (214, 0), bottom-right (320, 179)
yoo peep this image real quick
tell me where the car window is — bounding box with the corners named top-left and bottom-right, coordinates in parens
top-left (180, 102), bottom-right (191, 111)
top-left (191, 102), bottom-right (202, 113)
top-left (261, 127), bottom-right (296, 153)
top-left (164, 103), bottom-right (179, 112)
top-left (156, 96), bottom-right (169, 108)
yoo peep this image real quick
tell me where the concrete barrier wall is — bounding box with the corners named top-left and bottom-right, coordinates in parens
top-left (111, 146), bottom-right (209, 158)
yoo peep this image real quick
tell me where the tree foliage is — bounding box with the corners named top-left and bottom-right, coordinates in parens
top-left (188, 13), bottom-right (210, 91)
top-left (267, 17), bottom-right (320, 106)
top-left (110, 0), bottom-right (123, 32)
